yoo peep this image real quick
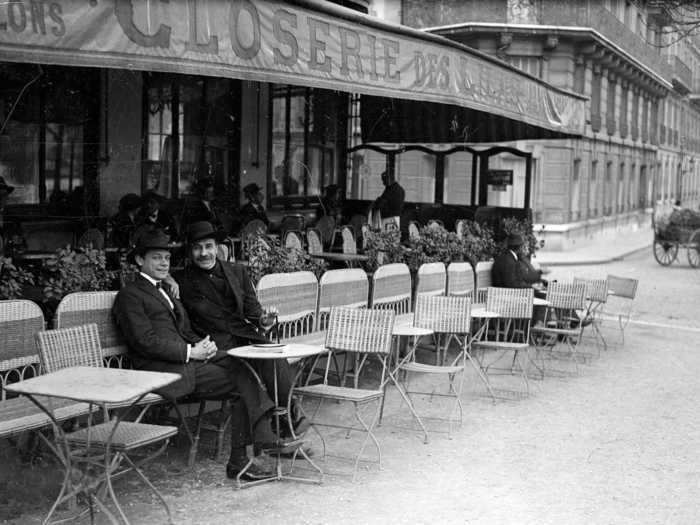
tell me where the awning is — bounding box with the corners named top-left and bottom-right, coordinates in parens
top-left (0, 0), bottom-right (585, 137)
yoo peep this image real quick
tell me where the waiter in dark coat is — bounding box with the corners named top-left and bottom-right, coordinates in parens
top-left (173, 221), bottom-right (308, 438)
top-left (112, 229), bottom-right (276, 480)
top-left (371, 171), bottom-right (405, 230)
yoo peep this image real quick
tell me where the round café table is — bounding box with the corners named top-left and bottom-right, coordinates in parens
top-left (227, 343), bottom-right (326, 488)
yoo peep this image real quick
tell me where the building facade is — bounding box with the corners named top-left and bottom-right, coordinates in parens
top-left (372, 0), bottom-right (700, 250)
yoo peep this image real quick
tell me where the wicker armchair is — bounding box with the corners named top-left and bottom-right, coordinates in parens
top-left (256, 271), bottom-right (318, 341)
top-left (370, 263), bottom-right (412, 315)
top-left (530, 282), bottom-right (588, 377)
top-left (474, 261), bottom-right (494, 304)
top-left (0, 300), bottom-right (93, 440)
top-left (471, 287), bottom-right (534, 399)
top-left (294, 307), bottom-right (395, 481)
top-left (284, 230), bottom-right (304, 251)
top-left (447, 262), bottom-right (475, 298)
top-left (306, 228), bottom-right (323, 255)
top-left (415, 262), bottom-right (446, 298)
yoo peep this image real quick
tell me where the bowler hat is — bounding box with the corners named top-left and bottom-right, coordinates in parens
top-left (119, 193), bottom-right (141, 213)
top-left (129, 229), bottom-right (173, 263)
top-left (506, 233), bottom-right (525, 247)
top-left (0, 176), bottom-right (15, 194)
top-left (243, 182), bottom-right (262, 196)
top-left (186, 221), bottom-right (224, 245)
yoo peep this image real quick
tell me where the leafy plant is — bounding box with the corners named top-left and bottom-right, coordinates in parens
top-left (457, 220), bottom-right (496, 265)
top-left (0, 257), bottom-right (35, 300)
top-left (403, 224), bottom-right (467, 272)
top-left (38, 247), bottom-right (118, 301)
top-left (246, 234), bottom-right (326, 285)
top-left (362, 227), bottom-right (403, 272)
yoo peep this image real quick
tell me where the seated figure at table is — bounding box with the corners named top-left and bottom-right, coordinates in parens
top-left (492, 233), bottom-right (546, 323)
top-left (110, 193), bottom-right (142, 249)
top-left (112, 229), bottom-right (279, 481)
top-left (240, 183), bottom-right (269, 227)
top-left (172, 221), bottom-right (309, 438)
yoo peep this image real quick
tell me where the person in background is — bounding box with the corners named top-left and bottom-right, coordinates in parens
top-left (317, 183), bottom-right (343, 224)
top-left (240, 183), bottom-right (269, 227)
top-left (181, 177), bottom-right (221, 230)
top-left (371, 171), bottom-right (405, 230)
top-left (135, 196), bottom-right (178, 240)
top-left (0, 177), bottom-right (15, 256)
top-left (109, 193), bottom-right (142, 249)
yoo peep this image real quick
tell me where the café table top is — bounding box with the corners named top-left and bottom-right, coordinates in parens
top-left (5, 367), bottom-right (180, 405)
top-left (228, 343), bottom-right (327, 360)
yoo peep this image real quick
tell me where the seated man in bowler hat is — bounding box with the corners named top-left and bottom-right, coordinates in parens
top-left (173, 221), bottom-right (309, 440)
top-left (112, 229), bottom-right (279, 481)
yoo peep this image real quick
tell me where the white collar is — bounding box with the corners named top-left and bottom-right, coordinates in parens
top-left (509, 250), bottom-right (518, 261)
top-left (139, 272), bottom-right (161, 287)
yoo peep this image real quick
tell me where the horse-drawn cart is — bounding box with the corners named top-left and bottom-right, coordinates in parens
top-left (652, 202), bottom-right (700, 266)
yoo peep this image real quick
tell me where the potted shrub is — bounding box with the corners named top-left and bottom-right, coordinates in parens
top-left (0, 257), bottom-right (35, 300)
top-left (362, 227), bottom-right (403, 273)
top-left (458, 220), bottom-right (496, 267)
top-left (246, 234), bottom-right (326, 285)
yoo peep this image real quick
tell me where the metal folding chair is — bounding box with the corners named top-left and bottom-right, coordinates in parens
top-left (604, 274), bottom-right (639, 346)
top-left (35, 324), bottom-right (177, 523)
top-left (471, 287), bottom-right (534, 399)
top-left (391, 295), bottom-right (472, 441)
top-left (294, 307), bottom-right (394, 481)
top-left (530, 282), bottom-right (588, 377)
top-left (573, 277), bottom-right (610, 354)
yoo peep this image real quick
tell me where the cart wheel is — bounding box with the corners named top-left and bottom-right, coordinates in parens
top-left (687, 231), bottom-right (700, 268)
top-left (653, 239), bottom-right (678, 265)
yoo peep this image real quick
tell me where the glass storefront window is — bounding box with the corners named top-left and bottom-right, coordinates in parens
top-left (144, 74), bottom-right (237, 198)
top-left (270, 86), bottom-right (341, 204)
top-left (0, 64), bottom-right (97, 211)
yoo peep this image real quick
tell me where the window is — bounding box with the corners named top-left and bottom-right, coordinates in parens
top-left (0, 65), bottom-right (98, 210)
top-left (618, 163), bottom-right (625, 213)
top-left (571, 159), bottom-right (581, 221)
top-left (270, 86), bottom-right (344, 205)
top-left (589, 160), bottom-right (598, 217)
top-left (605, 161), bottom-right (613, 215)
top-left (144, 73), bottom-right (238, 198)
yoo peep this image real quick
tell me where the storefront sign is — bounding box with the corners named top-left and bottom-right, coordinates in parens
top-left (0, 0), bottom-right (585, 135)
top-left (487, 169), bottom-right (513, 192)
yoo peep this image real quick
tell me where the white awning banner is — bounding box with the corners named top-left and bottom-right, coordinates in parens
top-left (0, 0), bottom-right (585, 135)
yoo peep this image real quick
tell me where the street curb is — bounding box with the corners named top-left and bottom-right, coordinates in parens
top-left (536, 243), bottom-right (652, 266)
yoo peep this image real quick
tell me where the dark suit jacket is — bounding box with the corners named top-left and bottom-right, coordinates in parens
top-left (491, 251), bottom-right (530, 289)
top-left (174, 262), bottom-right (267, 352)
top-left (112, 274), bottom-right (202, 399)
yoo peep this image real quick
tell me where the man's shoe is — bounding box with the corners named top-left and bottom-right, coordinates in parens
top-left (278, 443), bottom-right (314, 458)
top-left (275, 414), bottom-right (311, 439)
top-left (226, 456), bottom-right (273, 481)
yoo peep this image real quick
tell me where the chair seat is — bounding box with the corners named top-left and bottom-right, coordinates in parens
top-left (0, 397), bottom-right (93, 438)
top-left (66, 421), bottom-right (178, 451)
top-left (283, 332), bottom-right (327, 363)
top-left (294, 384), bottom-right (383, 402)
top-left (472, 341), bottom-right (530, 351)
top-left (532, 326), bottom-right (579, 337)
top-left (400, 362), bottom-right (463, 374)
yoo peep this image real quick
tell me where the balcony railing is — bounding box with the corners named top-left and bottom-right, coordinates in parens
top-left (540, 2), bottom-right (672, 82)
top-left (672, 56), bottom-right (693, 92)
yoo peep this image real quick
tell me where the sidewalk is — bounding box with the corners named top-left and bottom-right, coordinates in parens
top-left (534, 228), bottom-right (653, 266)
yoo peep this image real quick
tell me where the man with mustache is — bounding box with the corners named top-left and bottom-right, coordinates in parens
top-left (113, 229), bottom-right (277, 481)
top-left (172, 221), bottom-right (309, 443)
